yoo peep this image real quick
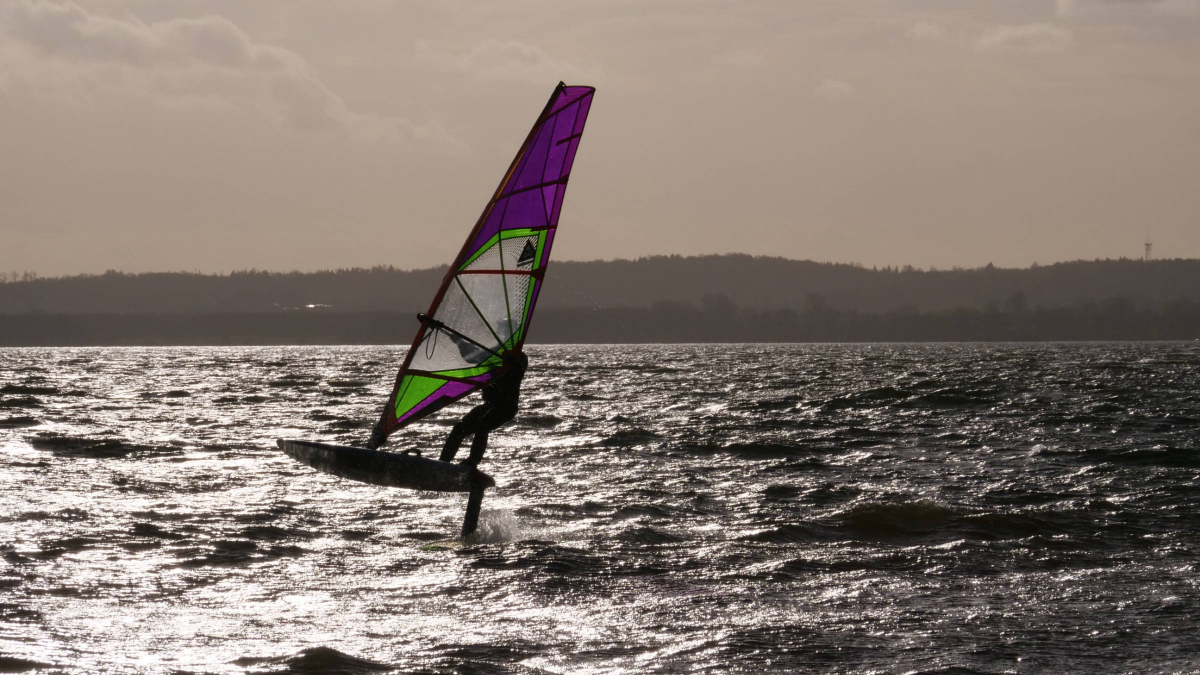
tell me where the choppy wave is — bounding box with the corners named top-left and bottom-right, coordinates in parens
top-left (233, 646), bottom-right (394, 674)
top-left (27, 433), bottom-right (177, 458)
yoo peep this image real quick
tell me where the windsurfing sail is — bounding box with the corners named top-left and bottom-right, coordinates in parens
top-left (371, 82), bottom-right (595, 443)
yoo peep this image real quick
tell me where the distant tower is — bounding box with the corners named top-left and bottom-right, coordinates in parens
top-left (1144, 232), bottom-right (1153, 262)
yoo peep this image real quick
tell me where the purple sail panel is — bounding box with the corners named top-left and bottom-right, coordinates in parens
top-left (467, 89), bottom-right (593, 254)
top-left (467, 140), bottom-right (551, 252)
top-left (395, 380), bottom-right (474, 426)
top-left (511, 124), bottom-right (556, 193)
top-left (550, 87), bottom-right (593, 115)
top-left (541, 110), bottom-right (577, 184)
top-left (469, 200), bottom-right (509, 258)
top-left (547, 149), bottom-right (578, 229)
top-left (541, 184), bottom-right (558, 224)
top-left (549, 95), bottom-right (589, 197)
top-left (572, 95), bottom-right (592, 135)
top-left (503, 189), bottom-right (550, 230)
top-left (468, 187), bottom-right (548, 253)
top-left (506, 89), bottom-right (587, 197)
top-left (547, 177), bottom-right (568, 232)
top-left (557, 137), bottom-right (583, 192)
top-left (540, 229), bottom-right (556, 269)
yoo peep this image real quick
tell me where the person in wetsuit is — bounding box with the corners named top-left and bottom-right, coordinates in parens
top-left (440, 350), bottom-right (528, 467)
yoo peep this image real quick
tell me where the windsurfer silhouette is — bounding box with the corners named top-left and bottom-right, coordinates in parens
top-left (440, 349), bottom-right (527, 467)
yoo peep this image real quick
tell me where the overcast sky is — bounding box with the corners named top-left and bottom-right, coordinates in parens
top-left (2, 0), bottom-right (1197, 275)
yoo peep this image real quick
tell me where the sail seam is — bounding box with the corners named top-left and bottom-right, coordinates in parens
top-left (457, 269), bottom-right (539, 277)
top-left (405, 370), bottom-right (494, 384)
top-left (499, 176), bottom-right (568, 200)
top-left (555, 132), bottom-right (583, 146)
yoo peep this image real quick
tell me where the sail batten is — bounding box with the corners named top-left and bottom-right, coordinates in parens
top-left (373, 83), bottom-right (595, 439)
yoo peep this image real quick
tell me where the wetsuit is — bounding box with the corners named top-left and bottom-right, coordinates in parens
top-left (440, 351), bottom-right (528, 467)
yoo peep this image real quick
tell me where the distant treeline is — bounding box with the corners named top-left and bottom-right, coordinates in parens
top-left (3, 298), bottom-right (1197, 345)
top-left (3, 255), bottom-right (1200, 315)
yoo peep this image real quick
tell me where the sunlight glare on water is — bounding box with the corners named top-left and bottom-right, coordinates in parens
top-left (1, 343), bottom-right (1199, 673)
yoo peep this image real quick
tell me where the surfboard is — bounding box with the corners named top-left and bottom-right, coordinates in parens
top-left (277, 439), bottom-right (494, 493)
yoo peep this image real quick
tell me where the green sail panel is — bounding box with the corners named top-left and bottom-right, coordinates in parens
top-left (392, 374), bottom-right (448, 421)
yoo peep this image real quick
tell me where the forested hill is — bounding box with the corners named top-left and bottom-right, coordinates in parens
top-left (2, 255), bottom-right (1199, 314)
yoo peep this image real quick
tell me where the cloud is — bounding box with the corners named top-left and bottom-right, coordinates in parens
top-left (1056, 0), bottom-right (1199, 16)
top-left (0, 0), bottom-right (452, 145)
top-left (906, 21), bottom-right (950, 43)
top-left (711, 48), bottom-right (767, 68)
top-left (976, 23), bottom-right (1073, 54)
top-left (415, 39), bottom-right (587, 83)
top-left (813, 79), bottom-right (852, 99)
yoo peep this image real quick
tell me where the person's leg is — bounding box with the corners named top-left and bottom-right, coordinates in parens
top-left (441, 404), bottom-right (489, 462)
top-left (465, 430), bottom-right (488, 467)
top-left (463, 401), bottom-right (518, 466)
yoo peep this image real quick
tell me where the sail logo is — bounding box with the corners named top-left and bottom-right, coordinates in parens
top-left (517, 240), bottom-right (537, 267)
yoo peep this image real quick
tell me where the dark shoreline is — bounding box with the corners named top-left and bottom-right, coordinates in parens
top-left (5, 256), bottom-right (1200, 316)
top-left (3, 304), bottom-right (1198, 346)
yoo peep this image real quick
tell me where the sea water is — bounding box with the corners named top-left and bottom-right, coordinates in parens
top-left (1, 343), bottom-right (1198, 673)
